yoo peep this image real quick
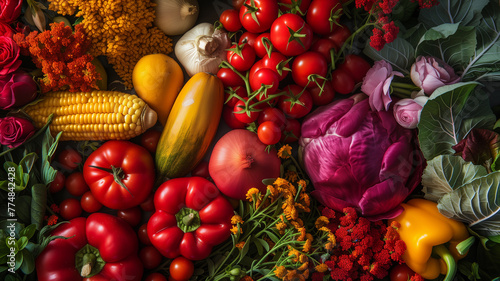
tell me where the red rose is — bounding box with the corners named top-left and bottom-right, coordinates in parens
top-left (0, 117), bottom-right (35, 148)
top-left (0, 70), bottom-right (38, 109)
top-left (0, 35), bottom-right (21, 75)
top-left (0, 0), bottom-right (22, 24)
top-left (0, 21), bottom-right (13, 37)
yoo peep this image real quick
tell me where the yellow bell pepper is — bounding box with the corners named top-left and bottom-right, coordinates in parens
top-left (390, 199), bottom-right (472, 281)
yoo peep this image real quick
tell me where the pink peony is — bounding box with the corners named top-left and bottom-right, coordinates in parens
top-left (0, 117), bottom-right (35, 148)
top-left (0, 36), bottom-right (21, 75)
top-left (393, 96), bottom-right (428, 129)
top-left (0, 70), bottom-right (38, 109)
top-left (361, 60), bottom-right (403, 111)
top-left (0, 0), bottom-right (22, 24)
top-left (411, 56), bottom-right (460, 95)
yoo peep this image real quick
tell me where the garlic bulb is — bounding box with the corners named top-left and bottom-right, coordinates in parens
top-left (175, 23), bottom-right (231, 77)
top-left (155, 0), bottom-right (199, 36)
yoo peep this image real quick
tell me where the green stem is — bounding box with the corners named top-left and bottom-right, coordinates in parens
top-left (433, 244), bottom-right (457, 281)
top-left (391, 82), bottom-right (420, 90)
top-left (456, 236), bottom-right (476, 255)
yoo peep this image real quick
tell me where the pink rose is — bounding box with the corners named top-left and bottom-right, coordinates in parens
top-left (393, 96), bottom-right (428, 129)
top-left (0, 21), bottom-right (13, 37)
top-left (411, 56), bottom-right (460, 95)
top-left (0, 70), bottom-right (38, 109)
top-left (0, 0), bottom-right (22, 24)
top-left (0, 36), bottom-right (21, 75)
top-left (0, 117), bottom-right (35, 148)
top-left (361, 60), bottom-right (403, 111)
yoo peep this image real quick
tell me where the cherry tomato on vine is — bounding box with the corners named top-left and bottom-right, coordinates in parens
top-left (217, 67), bottom-right (245, 87)
top-left (224, 86), bottom-right (247, 107)
top-left (65, 172), bottom-right (89, 197)
top-left (250, 68), bottom-right (280, 97)
top-left (257, 121), bottom-right (282, 145)
top-left (223, 105), bottom-right (247, 129)
top-left (117, 206), bottom-right (142, 227)
top-left (261, 52), bottom-right (290, 81)
top-left (257, 107), bottom-right (286, 130)
top-left (306, 0), bottom-right (343, 35)
top-left (278, 0), bottom-right (311, 14)
top-left (227, 43), bottom-right (256, 72)
top-left (233, 98), bottom-right (260, 124)
top-left (191, 160), bottom-right (210, 179)
top-left (239, 0), bottom-right (279, 33)
top-left (140, 246), bottom-right (163, 269)
top-left (59, 198), bottom-right (82, 220)
top-left (254, 32), bottom-right (272, 58)
top-left (238, 31), bottom-right (259, 48)
top-left (249, 59), bottom-right (265, 82)
top-left (309, 81), bottom-right (336, 106)
top-left (145, 273), bottom-right (167, 281)
top-left (279, 85), bottom-right (313, 118)
top-left (292, 51), bottom-right (328, 88)
top-left (281, 118), bottom-right (301, 143)
top-left (390, 264), bottom-right (416, 281)
top-left (57, 147), bottom-right (82, 170)
top-left (310, 38), bottom-right (338, 61)
top-left (138, 223), bottom-right (152, 245)
top-left (270, 13), bottom-right (313, 56)
top-left (80, 191), bottom-right (102, 213)
top-left (331, 68), bottom-right (355, 94)
top-left (327, 24), bottom-right (351, 49)
top-left (49, 171), bottom-right (65, 193)
top-left (232, 0), bottom-right (245, 10)
top-left (140, 129), bottom-right (162, 154)
top-left (220, 9), bottom-right (242, 32)
top-left (338, 54), bottom-right (372, 83)
top-left (169, 257), bottom-right (195, 281)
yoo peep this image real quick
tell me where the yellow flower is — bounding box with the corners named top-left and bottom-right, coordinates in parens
top-left (296, 227), bottom-right (306, 241)
top-left (236, 241), bottom-right (245, 250)
top-left (319, 226), bottom-right (331, 233)
top-left (315, 216), bottom-right (329, 229)
top-left (274, 266), bottom-right (287, 279)
top-left (274, 177), bottom-right (290, 188)
top-left (327, 233), bottom-right (336, 245)
top-left (231, 215), bottom-right (244, 225)
top-left (230, 225), bottom-right (242, 235)
top-left (315, 263), bottom-right (329, 273)
top-left (245, 188), bottom-right (261, 202)
top-left (302, 239), bottom-right (312, 252)
top-left (278, 144), bottom-right (292, 159)
top-left (297, 262), bottom-right (309, 271)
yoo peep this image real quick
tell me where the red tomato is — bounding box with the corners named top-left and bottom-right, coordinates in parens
top-left (140, 192), bottom-right (155, 212)
top-left (331, 68), bottom-right (355, 94)
top-left (220, 9), bottom-right (242, 32)
top-left (248, 59), bottom-right (265, 82)
top-left (390, 264), bottom-right (416, 281)
top-left (59, 198), bottom-right (82, 220)
top-left (223, 105), bottom-right (247, 129)
top-left (239, 0), bottom-right (279, 33)
top-left (80, 191), bottom-right (102, 213)
top-left (278, 0), bottom-right (311, 14)
top-left (227, 43), bottom-right (256, 72)
top-left (310, 38), bottom-right (338, 61)
top-left (145, 273), bottom-right (168, 281)
top-left (254, 32), bottom-right (272, 58)
top-left (191, 160), bottom-right (210, 178)
top-left (57, 147), bottom-right (82, 170)
top-left (327, 24), bottom-right (351, 48)
top-left (309, 81), bottom-right (336, 106)
top-left (83, 140), bottom-right (155, 210)
top-left (279, 85), bottom-right (313, 118)
top-left (261, 52), bottom-right (290, 81)
top-left (338, 54), bottom-right (372, 83)
top-left (270, 13), bottom-right (313, 56)
top-left (291, 51), bottom-right (328, 88)
top-left (306, 0), bottom-right (342, 35)
top-left (169, 257), bottom-right (195, 281)
top-left (258, 121), bottom-right (282, 145)
top-left (49, 171), bottom-right (65, 193)
top-left (233, 98), bottom-right (260, 124)
top-left (257, 107), bottom-right (287, 130)
top-left (65, 172), bottom-right (89, 197)
top-left (140, 129), bottom-right (162, 154)
top-left (117, 206), bottom-right (142, 227)
top-left (140, 246), bottom-right (163, 269)
top-left (281, 118), bottom-right (301, 143)
top-left (238, 31), bottom-right (259, 48)
top-left (217, 67), bottom-right (245, 87)
top-left (232, 0), bottom-right (245, 9)
top-left (138, 223), bottom-right (152, 245)
top-left (224, 86), bottom-right (247, 107)
top-left (250, 68), bottom-right (280, 97)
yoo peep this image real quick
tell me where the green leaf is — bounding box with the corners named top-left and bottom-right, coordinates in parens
top-left (363, 37), bottom-right (415, 75)
top-left (264, 230), bottom-right (280, 243)
top-left (15, 237), bottom-right (28, 251)
top-left (30, 184), bottom-right (47, 230)
top-left (238, 236), bottom-right (251, 263)
top-left (14, 196), bottom-right (31, 225)
top-left (418, 0), bottom-right (489, 28)
top-left (0, 221), bottom-right (23, 238)
top-left (416, 24), bottom-right (476, 71)
top-left (18, 153), bottom-right (37, 178)
top-left (41, 129), bottom-right (62, 186)
top-left (417, 82), bottom-right (496, 160)
top-left (19, 249), bottom-right (35, 274)
top-left (437, 171), bottom-right (500, 236)
top-left (489, 235), bottom-right (500, 243)
top-left (422, 155), bottom-right (488, 202)
top-left (14, 251), bottom-right (22, 270)
top-left (19, 224), bottom-right (36, 240)
top-left (402, 23), bottom-right (428, 47)
top-left (207, 258), bottom-right (215, 276)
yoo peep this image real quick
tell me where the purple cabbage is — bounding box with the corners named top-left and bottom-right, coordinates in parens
top-left (299, 94), bottom-right (424, 220)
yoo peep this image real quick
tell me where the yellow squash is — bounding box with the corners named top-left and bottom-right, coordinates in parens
top-left (155, 72), bottom-right (224, 181)
top-left (132, 53), bottom-right (184, 125)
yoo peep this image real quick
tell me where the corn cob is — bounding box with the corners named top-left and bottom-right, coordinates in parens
top-left (24, 91), bottom-right (157, 141)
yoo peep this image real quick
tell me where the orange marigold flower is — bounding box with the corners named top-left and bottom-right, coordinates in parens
top-left (298, 262), bottom-right (309, 271)
top-left (276, 222), bottom-right (287, 235)
top-left (278, 144), bottom-right (292, 159)
top-left (299, 192), bottom-right (311, 207)
top-left (315, 216), bottom-right (329, 229)
top-left (299, 253), bottom-right (308, 264)
top-left (325, 242), bottom-right (335, 251)
top-left (245, 187), bottom-right (261, 202)
top-left (284, 205), bottom-right (298, 221)
top-left (296, 227), bottom-right (306, 241)
top-left (297, 179), bottom-right (307, 191)
top-left (315, 263), bottom-right (329, 273)
top-left (303, 239), bottom-right (312, 252)
top-left (274, 266), bottom-right (287, 279)
top-left (306, 233), bottom-right (313, 242)
top-left (231, 215), bottom-right (244, 225)
top-left (273, 177), bottom-right (290, 188)
top-left (288, 248), bottom-right (301, 262)
top-left (236, 241), bottom-right (245, 250)
top-left (230, 225), bottom-right (242, 235)
top-left (240, 276), bottom-right (254, 281)
top-left (283, 270), bottom-right (305, 281)
top-left (327, 233), bottom-right (336, 245)
top-left (284, 170), bottom-right (298, 182)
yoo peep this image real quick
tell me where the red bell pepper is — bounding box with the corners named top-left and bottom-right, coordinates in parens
top-left (36, 213), bottom-right (143, 281)
top-left (147, 177), bottom-right (234, 260)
